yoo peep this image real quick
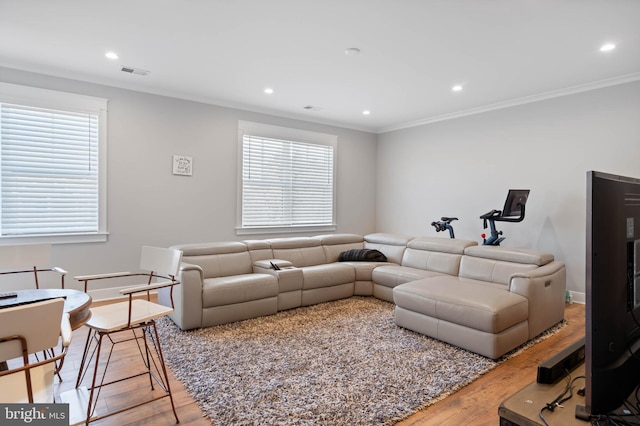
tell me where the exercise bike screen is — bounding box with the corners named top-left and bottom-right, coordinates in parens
top-left (502, 189), bottom-right (530, 217)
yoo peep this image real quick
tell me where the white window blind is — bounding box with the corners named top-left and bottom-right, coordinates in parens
top-left (242, 134), bottom-right (334, 228)
top-left (0, 103), bottom-right (99, 236)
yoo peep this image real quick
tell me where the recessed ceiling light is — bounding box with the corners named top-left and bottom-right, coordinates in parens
top-left (452, 85), bottom-right (463, 92)
top-left (345, 48), bottom-right (361, 56)
top-left (264, 87), bottom-right (274, 95)
top-left (105, 51), bottom-right (118, 60)
top-left (362, 110), bottom-right (371, 115)
top-left (600, 43), bottom-right (616, 52)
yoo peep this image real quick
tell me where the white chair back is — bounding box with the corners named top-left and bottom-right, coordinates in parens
top-left (0, 298), bottom-right (65, 403)
top-left (0, 298), bottom-right (64, 361)
top-left (139, 246), bottom-right (182, 277)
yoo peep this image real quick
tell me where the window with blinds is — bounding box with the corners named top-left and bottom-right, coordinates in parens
top-left (239, 123), bottom-right (336, 232)
top-left (0, 83), bottom-right (107, 242)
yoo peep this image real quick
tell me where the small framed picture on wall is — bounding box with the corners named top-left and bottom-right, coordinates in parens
top-left (172, 155), bottom-right (193, 176)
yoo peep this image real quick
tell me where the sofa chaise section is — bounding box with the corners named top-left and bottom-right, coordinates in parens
top-left (393, 245), bottom-right (565, 359)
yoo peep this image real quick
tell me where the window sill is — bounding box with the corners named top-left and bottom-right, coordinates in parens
top-left (236, 224), bottom-right (337, 236)
top-left (0, 232), bottom-right (109, 245)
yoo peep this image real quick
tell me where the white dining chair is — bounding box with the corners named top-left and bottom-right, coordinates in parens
top-left (0, 298), bottom-right (71, 403)
top-left (60, 246), bottom-right (182, 425)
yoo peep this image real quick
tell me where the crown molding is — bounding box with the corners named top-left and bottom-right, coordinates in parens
top-left (377, 72), bottom-right (640, 134)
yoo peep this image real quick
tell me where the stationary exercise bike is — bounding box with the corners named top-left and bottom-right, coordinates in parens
top-left (430, 189), bottom-right (530, 244)
top-left (431, 217), bottom-right (458, 239)
top-left (480, 189), bottom-right (529, 246)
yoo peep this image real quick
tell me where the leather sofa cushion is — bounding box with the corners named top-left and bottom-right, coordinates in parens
top-left (322, 243), bottom-right (364, 263)
top-left (313, 233), bottom-right (364, 245)
top-left (174, 241), bottom-right (246, 256)
top-left (401, 248), bottom-right (462, 276)
top-left (269, 237), bottom-right (326, 267)
top-left (393, 277), bottom-right (528, 334)
top-left (365, 233), bottom-right (413, 246)
top-left (268, 237), bottom-right (320, 249)
top-left (173, 241), bottom-right (253, 278)
top-left (242, 239), bottom-right (274, 262)
top-left (464, 246), bottom-right (554, 266)
top-left (203, 274), bottom-right (278, 307)
top-left (407, 236), bottom-right (477, 254)
top-left (198, 251), bottom-right (254, 278)
top-left (341, 261), bottom-right (386, 281)
top-left (300, 263), bottom-right (355, 290)
top-left (364, 233), bottom-right (412, 264)
top-left (322, 242), bottom-right (364, 263)
top-left (459, 255), bottom-right (538, 286)
top-left (314, 234), bottom-right (365, 263)
top-left (372, 265), bottom-right (443, 288)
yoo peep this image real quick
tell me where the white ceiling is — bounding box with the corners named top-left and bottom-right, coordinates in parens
top-left (1, 0), bottom-right (639, 133)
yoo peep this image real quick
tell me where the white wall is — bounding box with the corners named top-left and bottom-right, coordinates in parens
top-left (0, 67), bottom-right (378, 295)
top-left (376, 80), bottom-right (640, 299)
top-left (3, 66), bottom-right (639, 300)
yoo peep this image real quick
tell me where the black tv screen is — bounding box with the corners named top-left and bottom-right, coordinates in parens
top-left (585, 170), bottom-right (640, 415)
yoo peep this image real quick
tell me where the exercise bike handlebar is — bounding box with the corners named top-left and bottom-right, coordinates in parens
top-left (480, 204), bottom-right (526, 228)
top-left (431, 217), bottom-right (458, 239)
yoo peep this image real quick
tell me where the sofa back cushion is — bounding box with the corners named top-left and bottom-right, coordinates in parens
top-left (364, 233), bottom-right (411, 264)
top-left (172, 242), bottom-right (253, 278)
top-left (463, 246), bottom-right (554, 266)
top-left (408, 236), bottom-right (478, 254)
top-left (402, 249), bottom-right (462, 275)
top-left (268, 237), bottom-right (326, 267)
top-left (314, 233), bottom-right (365, 263)
top-left (402, 237), bottom-right (477, 275)
top-left (243, 240), bottom-right (274, 262)
top-left (459, 246), bottom-right (552, 285)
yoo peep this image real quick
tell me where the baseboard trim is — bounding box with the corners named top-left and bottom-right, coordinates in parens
top-left (568, 290), bottom-right (585, 304)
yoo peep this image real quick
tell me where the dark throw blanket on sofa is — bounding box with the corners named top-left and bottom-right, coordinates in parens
top-left (338, 248), bottom-right (387, 262)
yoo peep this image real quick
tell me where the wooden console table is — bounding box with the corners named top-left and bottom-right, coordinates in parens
top-left (499, 363), bottom-right (587, 426)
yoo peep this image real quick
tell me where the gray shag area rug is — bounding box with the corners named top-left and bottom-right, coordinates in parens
top-left (156, 297), bottom-right (563, 425)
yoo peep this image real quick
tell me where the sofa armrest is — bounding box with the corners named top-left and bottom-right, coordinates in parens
top-left (510, 260), bottom-right (565, 282)
top-left (509, 261), bottom-right (566, 338)
top-left (158, 262), bottom-right (203, 330)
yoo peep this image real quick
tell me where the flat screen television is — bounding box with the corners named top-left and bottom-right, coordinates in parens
top-left (584, 170), bottom-right (640, 417)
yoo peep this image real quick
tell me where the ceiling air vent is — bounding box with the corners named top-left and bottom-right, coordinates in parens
top-left (121, 66), bottom-right (150, 76)
top-left (303, 105), bottom-right (322, 111)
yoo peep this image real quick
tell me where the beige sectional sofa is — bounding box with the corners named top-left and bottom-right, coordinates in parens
top-left (158, 233), bottom-right (566, 359)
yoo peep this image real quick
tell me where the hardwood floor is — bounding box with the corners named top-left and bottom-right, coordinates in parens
top-left (54, 301), bottom-right (585, 425)
top-left (398, 302), bottom-right (585, 426)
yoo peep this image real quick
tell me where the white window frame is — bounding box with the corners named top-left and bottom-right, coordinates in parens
top-left (237, 121), bottom-right (337, 235)
top-left (0, 82), bottom-right (108, 244)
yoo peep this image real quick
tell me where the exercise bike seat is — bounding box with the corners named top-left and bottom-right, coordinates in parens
top-left (440, 217), bottom-right (458, 222)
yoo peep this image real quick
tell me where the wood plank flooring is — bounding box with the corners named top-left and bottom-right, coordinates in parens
top-left (54, 301), bottom-right (584, 425)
